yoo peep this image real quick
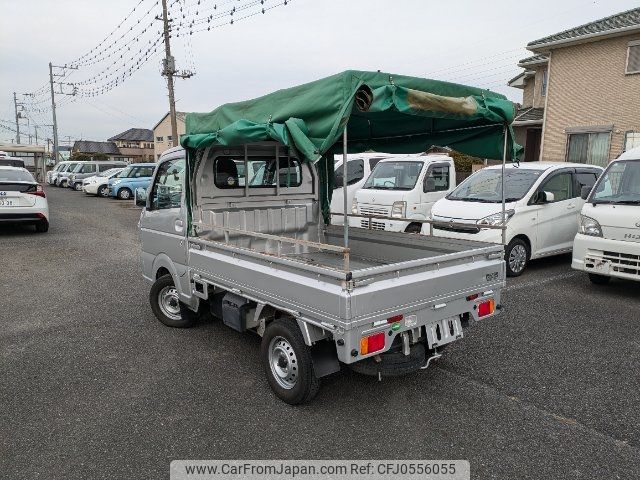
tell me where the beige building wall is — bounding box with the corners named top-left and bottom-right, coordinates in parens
top-left (541, 34), bottom-right (640, 162)
top-left (522, 80), bottom-right (534, 108)
top-left (154, 115), bottom-right (186, 160)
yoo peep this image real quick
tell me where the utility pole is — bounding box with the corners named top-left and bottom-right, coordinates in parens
top-left (158, 0), bottom-right (194, 148)
top-left (49, 62), bottom-right (59, 163)
top-left (13, 92), bottom-right (21, 144)
top-left (34, 125), bottom-right (39, 144)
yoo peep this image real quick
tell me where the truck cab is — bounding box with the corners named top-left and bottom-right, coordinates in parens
top-left (349, 153), bottom-right (456, 233)
top-left (572, 147), bottom-right (640, 284)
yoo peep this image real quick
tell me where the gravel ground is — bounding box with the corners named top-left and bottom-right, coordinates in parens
top-left (1, 186), bottom-right (639, 479)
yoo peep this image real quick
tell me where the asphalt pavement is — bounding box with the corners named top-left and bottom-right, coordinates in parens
top-left (1, 186), bottom-right (639, 479)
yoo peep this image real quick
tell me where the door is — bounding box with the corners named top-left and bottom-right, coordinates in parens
top-left (533, 169), bottom-right (577, 255)
top-left (139, 157), bottom-right (189, 293)
top-left (420, 163), bottom-right (451, 216)
top-left (331, 158), bottom-right (366, 223)
top-left (525, 128), bottom-right (542, 162)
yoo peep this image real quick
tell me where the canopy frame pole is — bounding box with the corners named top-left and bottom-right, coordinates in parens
top-left (501, 124), bottom-right (508, 245)
top-left (342, 128), bottom-right (349, 248)
top-left (244, 144), bottom-right (249, 198)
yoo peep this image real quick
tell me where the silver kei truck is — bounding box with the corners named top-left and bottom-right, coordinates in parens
top-left (138, 70), bottom-right (517, 404)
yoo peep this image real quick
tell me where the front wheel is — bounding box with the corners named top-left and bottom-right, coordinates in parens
top-left (505, 238), bottom-right (529, 277)
top-left (97, 185), bottom-right (109, 197)
top-left (260, 318), bottom-right (319, 405)
top-left (149, 274), bottom-right (196, 328)
top-left (589, 273), bottom-right (611, 285)
top-left (117, 187), bottom-right (132, 200)
top-left (74, 182), bottom-right (83, 191)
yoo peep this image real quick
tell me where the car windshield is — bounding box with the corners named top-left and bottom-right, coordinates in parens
top-left (98, 168), bottom-right (119, 177)
top-left (590, 160), bottom-right (640, 204)
top-left (117, 167), bottom-right (132, 178)
top-left (363, 161), bottom-right (423, 190)
top-left (447, 168), bottom-right (543, 203)
top-left (63, 163), bottom-right (77, 172)
top-left (0, 169), bottom-right (35, 182)
top-left (72, 163), bottom-right (85, 173)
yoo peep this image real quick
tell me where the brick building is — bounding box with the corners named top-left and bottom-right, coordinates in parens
top-left (509, 8), bottom-right (640, 165)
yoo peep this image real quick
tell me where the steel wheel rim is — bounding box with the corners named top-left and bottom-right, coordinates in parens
top-left (120, 189), bottom-right (131, 199)
top-left (158, 286), bottom-right (181, 320)
top-left (268, 336), bottom-right (298, 390)
top-left (509, 244), bottom-right (527, 273)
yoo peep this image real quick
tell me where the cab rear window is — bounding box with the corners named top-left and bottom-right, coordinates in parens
top-left (213, 156), bottom-right (302, 189)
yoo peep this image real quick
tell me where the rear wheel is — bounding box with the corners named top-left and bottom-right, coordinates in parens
top-left (117, 187), bottom-right (132, 200)
top-left (97, 185), bottom-right (109, 197)
top-left (588, 273), bottom-right (611, 285)
top-left (505, 238), bottom-right (529, 277)
top-left (149, 274), bottom-right (196, 328)
top-left (261, 318), bottom-right (319, 404)
top-left (35, 219), bottom-right (49, 233)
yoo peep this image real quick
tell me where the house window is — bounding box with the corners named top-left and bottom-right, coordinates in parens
top-left (167, 135), bottom-right (173, 141)
top-left (540, 69), bottom-right (548, 97)
top-left (626, 41), bottom-right (640, 74)
top-left (566, 132), bottom-right (610, 167)
top-left (156, 136), bottom-right (163, 142)
top-left (624, 131), bottom-right (640, 151)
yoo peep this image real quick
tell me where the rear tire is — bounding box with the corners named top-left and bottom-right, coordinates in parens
top-left (149, 274), bottom-right (196, 328)
top-left (98, 185), bottom-right (109, 197)
top-left (117, 187), bottom-right (132, 200)
top-left (261, 318), bottom-right (319, 405)
top-left (505, 238), bottom-right (529, 277)
top-left (35, 220), bottom-right (49, 233)
top-left (588, 273), bottom-right (611, 285)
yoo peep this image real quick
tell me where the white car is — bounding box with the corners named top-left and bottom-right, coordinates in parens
top-left (46, 161), bottom-right (72, 185)
top-left (0, 166), bottom-right (49, 233)
top-left (426, 162), bottom-right (603, 276)
top-left (572, 147), bottom-right (640, 284)
top-left (350, 153), bottom-right (456, 233)
top-left (331, 153), bottom-right (400, 225)
top-left (82, 168), bottom-right (124, 197)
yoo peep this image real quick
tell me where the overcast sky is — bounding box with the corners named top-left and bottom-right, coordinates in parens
top-left (1, 0), bottom-right (638, 144)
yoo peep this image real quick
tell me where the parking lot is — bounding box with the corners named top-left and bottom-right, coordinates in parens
top-left (1, 186), bottom-right (639, 480)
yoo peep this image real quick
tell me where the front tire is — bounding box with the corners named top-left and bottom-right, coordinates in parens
top-left (117, 187), bottom-right (132, 200)
top-left (97, 185), bottom-right (109, 197)
top-left (261, 318), bottom-right (319, 405)
top-left (404, 223), bottom-right (422, 234)
top-left (149, 274), bottom-right (196, 328)
top-left (74, 182), bottom-right (83, 191)
top-left (505, 238), bottom-right (529, 277)
top-left (589, 273), bottom-right (611, 285)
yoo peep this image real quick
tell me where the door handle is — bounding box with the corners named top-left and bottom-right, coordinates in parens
top-left (175, 219), bottom-right (184, 233)
top-left (567, 204), bottom-right (576, 210)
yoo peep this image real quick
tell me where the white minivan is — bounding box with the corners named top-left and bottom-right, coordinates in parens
top-left (426, 162), bottom-right (603, 276)
top-left (331, 153), bottom-right (398, 225)
top-left (350, 153), bottom-right (456, 233)
top-left (572, 147), bottom-right (640, 284)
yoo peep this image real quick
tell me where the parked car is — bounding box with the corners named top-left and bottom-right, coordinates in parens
top-left (55, 162), bottom-right (80, 187)
top-left (572, 147), bottom-right (640, 284)
top-left (331, 153), bottom-right (397, 225)
top-left (82, 168), bottom-right (124, 196)
top-left (108, 163), bottom-right (156, 200)
top-left (47, 161), bottom-right (72, 185)
top-left (0, 166), bottom-right (49, 232)
top-left (67, 161), bottom-right (128, 191)
top-left (349, 153), bottom-right (456, 233)
top-left (426, 162), bottom-right (603, 276)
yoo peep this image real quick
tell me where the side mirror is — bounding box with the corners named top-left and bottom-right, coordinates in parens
top-left (135, 187), bottom-right (147, 207)
top-left (580, 185), bottom-right (592, 200)
top-left (539, 191), bottom-right (555, 203)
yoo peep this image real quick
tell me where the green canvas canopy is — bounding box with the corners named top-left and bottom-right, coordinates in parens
top-left (180, 70), bottom-right (521, 223)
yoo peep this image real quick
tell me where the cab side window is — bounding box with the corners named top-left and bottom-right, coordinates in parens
top-left (82, 164), bottom-right (97, 173)
top-left (424, 165), bottom-right (450, 193)
top-left (150, 159), bottom-right (184, 210)
top-left (575, 171), bottom-right (599, 198)
top-left (539, 172), bottom-right (573, 202)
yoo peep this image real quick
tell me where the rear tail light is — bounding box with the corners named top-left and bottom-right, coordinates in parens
top-left (477, 299), bottom-right (495, 318)
top-left (28, 185), bottom-right (46, 198)
top-left (360, 332), bottom-right (385, 355)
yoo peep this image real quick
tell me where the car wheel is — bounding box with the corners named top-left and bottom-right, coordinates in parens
top-left (35, 219), bottom-right (49, 233)
top-left (588, 273), bottom-right (611, 285)
top-left (117, 187), bottom-right (132, 200)
top-left (74, 182), bottom-right (83, 191)
top-left (505, 238), bottom-right (529, 277)
top-left (404, 223), bottom-right (422, 234)
top-left (97, 185), bottom-right (109, 197)
top-left (260, 317), bottom-right (320, 405)
top-left (149, 274), bottom-right (196, 328)
top-left (60, 180), bottom-right (67, 188)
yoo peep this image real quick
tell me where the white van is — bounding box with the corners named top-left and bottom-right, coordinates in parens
top-left (572, 147), bottom-right (640, 284)
top-left (350, 153), bottom-right (456, 233)
top-left (331, 153), bottom-right (398, 225)
top-left (427, 162), bottom-right (603, 276)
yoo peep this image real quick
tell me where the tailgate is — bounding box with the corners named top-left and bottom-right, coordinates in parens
top-left (0, 183), bottom-right (37, 207)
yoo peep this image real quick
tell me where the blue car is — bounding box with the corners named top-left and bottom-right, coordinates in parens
top-left (108, 163), bottom-right (156, 200)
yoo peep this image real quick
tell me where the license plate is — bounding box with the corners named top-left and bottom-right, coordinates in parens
top-left (0, 197), bottom-right (15, 206)
top-left (425, 316), bottom-right (463, 349)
